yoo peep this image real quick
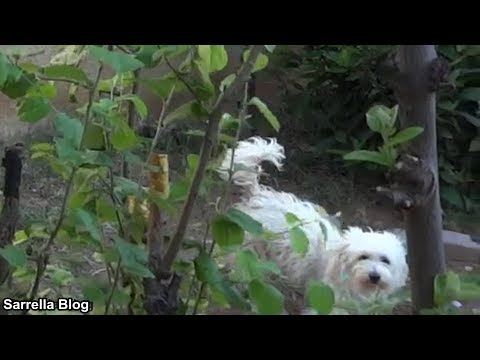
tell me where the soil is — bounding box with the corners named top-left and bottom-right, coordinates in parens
top-left (2, 134), bottom-right (480, 315)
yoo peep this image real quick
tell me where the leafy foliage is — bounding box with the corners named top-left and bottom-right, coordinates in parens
top-left (276, 45), bottom-right (479, 215)
top-left (343, 104), bottom-right (423, 169)
top-left (0, 44), bottom-right (295, 316)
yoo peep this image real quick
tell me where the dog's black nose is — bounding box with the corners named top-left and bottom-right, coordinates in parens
top-left (369, 272), bottom-right (381, 284)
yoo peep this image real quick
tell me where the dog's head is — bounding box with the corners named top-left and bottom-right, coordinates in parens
top-left (329, 227), bottom-right (408, 300)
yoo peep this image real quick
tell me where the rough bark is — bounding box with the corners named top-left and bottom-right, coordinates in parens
top-left (381, 46), bottom-right (447, 312)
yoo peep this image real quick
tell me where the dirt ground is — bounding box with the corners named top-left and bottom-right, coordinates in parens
top-left (3, 133), bottom-right (480, 315)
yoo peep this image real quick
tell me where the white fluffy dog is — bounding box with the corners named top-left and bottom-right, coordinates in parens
top-left (217, 137), bottom-right (409, 305)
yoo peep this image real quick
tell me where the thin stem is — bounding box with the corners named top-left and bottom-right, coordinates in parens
top-left (163, 45), bottom-right (264, 271)
top-left (37, 75), bottom-right (88, 88)
top-left (104, 259), bottom-right (122, 315)
top-left (165, 57), bottom-right (205, 111)
top-left (149, 85), bottom-right (176, 156)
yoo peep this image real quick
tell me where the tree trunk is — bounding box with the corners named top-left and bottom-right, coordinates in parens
top-left (394, 45), bottom-right (447, 312)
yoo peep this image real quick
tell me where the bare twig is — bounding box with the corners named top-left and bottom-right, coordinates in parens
top-left (163, 45), bottom-right (264, 271)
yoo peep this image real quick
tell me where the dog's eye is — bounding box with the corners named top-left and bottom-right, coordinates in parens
top-left (380, 256), bottom-right (390, 265)
top-left (358, 254), bottom-right (369, 261)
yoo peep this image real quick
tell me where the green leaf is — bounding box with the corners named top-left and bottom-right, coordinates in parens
top-left (27, 83), bottom-right (57, 99)
top-left (211, 45), bottom-right (228, 71)
top-left (17, 97), bottom-right (51, 123)
top-left (1, 72), bottom-right (36, 99)
top-left (114, 236), bottom-right (155, 279)
top-left (88, 46), bottom-right (145, 73)
top-left (153, 45), bottom-right (190, 61)
top-left (220, 113), bottom-right (239, 132)
top-left (82, 123), bottom-right (105, 150)
top-left (111, 126), bottom-right (139, 151)
top-left (135, 45), bottom-right (162, 68)
top-left (169, 180), bottom-right (190, 203)
top-left (288, 227), bottom-right (309, 257)
top-left (343, 150), bottom-right (393, 167)
top-left (434, 271), bottom-right (461, 306)
top-left (14, 230), bottom-right (29, 245)
top-left (18, 63), bottom-right (40, 73)
top-left (264, 45), bottom-right (276, 53)
top-left (46, 265), bottom-right (74, 287)
top-left (142, 76), bottom-right (183, 99)
top-left (0, 53), bottom-right (9, 86)
top-left (116, 95), bottom-right (148, 120)
top-left (0, 245), bottom-right (27, 268)
top-left (220, 74), bottom-right (236, 91)
top-left (306, 281), bottom-right (335, 315)
top-left (72, 208), bottom-right (102, 244)
top-left (68, 192), bottom-right (91, 209)
top-left (248, 279), bottom-right (284, 315)
top-left (114, 176), bottom-right (141, 197)
top-left (459, 87), bottom-right (480, 101)
top-left (211, 215), bottom-right (244, 249)
top-left (243, 50), bottom-right (269, 72)
top-left (285, 212), bottom-right (301, 227)
top-left (224, 208), bottom-right (263, 235)
top-left (236, 249), bottom-right (281, 282)
top-left (96, 197), bottom-right (118, 223)
top-left (82, 284), bottom-right (106, 304)
top-left (248, 97), bottom-right (280, 131)
top-left (42, 64), bottom-right (89, 84)
top-left (387, 127), bottom-right (424, 147)
top-left (197, 45), bottom-right (228, 73)
top-left (163, 100), bottom-right (208, 126)
top-left (54, 113), bottom-right (84, 149)
top-left (194, 252), bottom-right (247, 309)
top-left (31, 142), bottom-right (55, 153)
top-left (366, 105), bottom-right (393, 133)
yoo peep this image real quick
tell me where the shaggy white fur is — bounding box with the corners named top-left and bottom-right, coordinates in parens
top-left (217, 136), bottom-right (409, 305)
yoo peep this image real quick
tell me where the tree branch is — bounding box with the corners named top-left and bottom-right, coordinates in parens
top-left (163, 45), bottom-right (264, 271)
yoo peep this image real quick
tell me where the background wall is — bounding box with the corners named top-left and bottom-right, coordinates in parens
top-left (0, 45), bottom-right (286, 144)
